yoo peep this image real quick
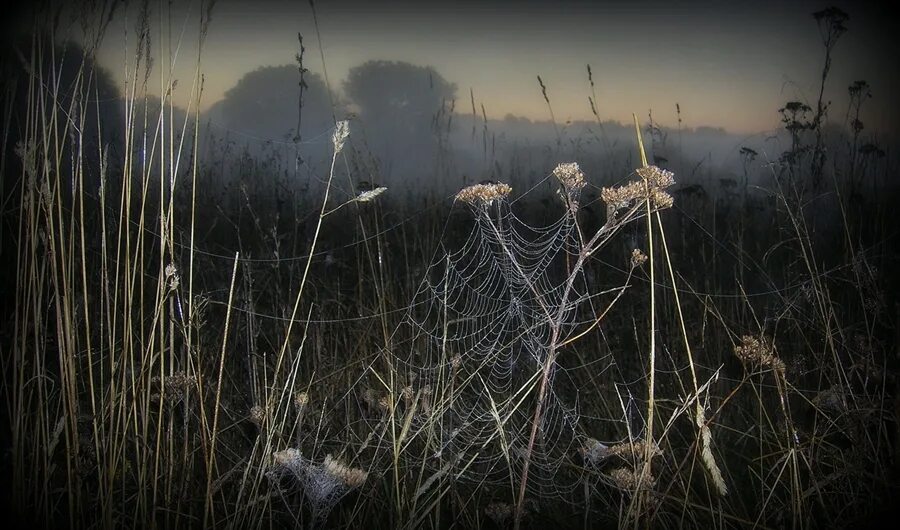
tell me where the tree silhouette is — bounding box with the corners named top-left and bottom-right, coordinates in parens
top-left (206, 65), bottom-right (336, 145)
top-left (3, 37), bottom-right (123, 193)
top-left (343, 60), bottom-right (456, 180)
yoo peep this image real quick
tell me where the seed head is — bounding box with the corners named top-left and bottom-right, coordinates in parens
top-left (601, 165), bottom-right (676, 220)
top-left (249, 405), bottom-right (267, 427)
top-left (630, 248), bottom-right (648, 268)
top-left (605, 439), bottom-right (662, 461)
top-left (636, 165), bottom-right (675, 188)
top-left (322, 454), bottom-right (368, 488)
top-left (734, 335), bottom-right (785, 373)
top-left (552, 162), bottom-right (586, 192)
top-left (164, 263), bottom-right (180, 290)
top-left (332, 120), bottom-right (350, 153)
top-left (273, 447), bottom-right (301, 467)
top-left (356, 186), bottom-right (387, 203)
top-left (149, 371), bottom-right (196, 405)
top-left (294, 391), bottom-right (309, 411)
top-left (608, 467), bottom-right (656, 490)
top-left (455, 182), bottom-right (512, 206)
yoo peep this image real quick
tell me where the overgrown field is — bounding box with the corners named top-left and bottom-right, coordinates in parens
top-left (1, 3), bottom-right (898, 529)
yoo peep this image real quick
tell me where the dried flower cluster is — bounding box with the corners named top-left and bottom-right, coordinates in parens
top-left (649, 188), bottom-right (675, 210)
top-left (607, 466), bottom-right (656, 490)
top-left (249, 405), bottom-right (267, 426)
top-left (164, 263), bottom-right (180, 290)
top-left (455, 182), bottom-right (512, 206)
top-left (272, 450), bottom-right (368, 489)
top-left (270, 448), bottom-right (368, 525)
top-left (607, 439), bottom-right (662, 460)
top-left (583, 436), bottom-right (663, 498)
top-left (734, 335), bottom-right (785, 373)
top-left (402, 385), bottom-right (415, 405)
top-left (601, 165), bottom-right (675, 220)
top-left (636, 165), bottom-right (676, 188)
top-left (272, 448), bottom-right (299, 468)
top-left (581, 438), bottom-right (661, 466)
top-left (149, 371), bottom-right (196, 405)
top-left (362, 388), bottom-right (391, 414)
top-left (630, 248), bottom-right (648, 268)
top-left (552, 162), bottom-right (586, 192)
top-left (601, 181), bottom-right (644, 212)
top-left (322, 454), bottom-right (368, 488)
top-left (294, 391), bottom-right (309, 411)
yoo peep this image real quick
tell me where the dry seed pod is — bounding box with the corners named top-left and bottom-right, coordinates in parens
top-left (734, 335), bottom-right (785, 373)
top-left (456, 182), bottom-right (512, 206)
top-left (552, 162), bottom-right (587, 192)
top-left (332, 120), bottom-right (350, 153)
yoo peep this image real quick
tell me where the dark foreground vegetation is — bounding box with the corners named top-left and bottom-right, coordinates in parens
top-left (1, 2), bottom-right (898, 529)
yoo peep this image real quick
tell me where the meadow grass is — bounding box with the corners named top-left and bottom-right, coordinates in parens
top-left (1, 3), bottom-right (897, 529)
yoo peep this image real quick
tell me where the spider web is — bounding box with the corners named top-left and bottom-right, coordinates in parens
top-left (387, 173), bottom-right (604, 504)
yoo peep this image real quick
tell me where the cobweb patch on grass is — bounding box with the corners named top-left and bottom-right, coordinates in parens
top-left (268, 449), bottom-right (367, 528)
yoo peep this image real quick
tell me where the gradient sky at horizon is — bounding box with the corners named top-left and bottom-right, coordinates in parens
top-left (35, 0), bottom-right (900, 135)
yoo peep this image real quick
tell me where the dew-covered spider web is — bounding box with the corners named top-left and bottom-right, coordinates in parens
top-left (261, 162), bottom-right (675, 522)
top-left (377, 164), bottom-right (654, 505)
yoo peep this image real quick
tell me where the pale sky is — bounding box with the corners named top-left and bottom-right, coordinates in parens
top-left (66, 0), bottom-right (900, 135)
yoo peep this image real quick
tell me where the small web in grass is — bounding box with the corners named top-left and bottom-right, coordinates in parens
top-left (268, 449), bottom-right (368, 528)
